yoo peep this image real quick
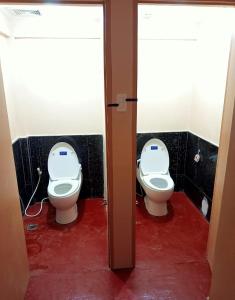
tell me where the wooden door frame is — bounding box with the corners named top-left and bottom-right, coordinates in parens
top-left (0, 33), bottom-right (29, 300)
top-left (104, 0), bottom-right (137, 269)
top-left (208, 34), bottom-right (235, 299)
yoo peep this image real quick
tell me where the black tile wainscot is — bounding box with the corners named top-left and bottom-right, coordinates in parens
top-left (184, 132), bottom-right (218, 221)
top-left (137, 132), bottom-right (218, 221)
top-left (12, 135), bottom-right (104, 213)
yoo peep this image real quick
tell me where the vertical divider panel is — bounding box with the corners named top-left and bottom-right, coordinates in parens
top-left (208, 35), bottom-right (235, 299)
top-left (0, 55), bottom-right (29, 299)
top-left (104, 0), bottom-right (137, 269)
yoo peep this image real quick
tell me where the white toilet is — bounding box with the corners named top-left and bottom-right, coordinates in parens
top-left (137, 138), bottom-right (174, 216)
top-left (47, 142), bottom-right (82, 224)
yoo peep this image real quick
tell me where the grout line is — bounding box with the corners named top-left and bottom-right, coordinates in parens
top-left (184, 131), bottom-right (189, 175)
top-left (176, 133), bottom-right (181, 185)
top-left (87, 136), bottom-right (92, 196)
top-left (19, 139), bottom-right (27, 190)
top-left (26, 137), bottom-right (34, 193)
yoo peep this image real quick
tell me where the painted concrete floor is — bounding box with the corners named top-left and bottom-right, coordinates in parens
top-left (24, 192), bottom-right (211, 300)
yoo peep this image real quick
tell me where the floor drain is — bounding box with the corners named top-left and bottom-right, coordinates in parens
top-left (27, 224), bottom-right (38, 231)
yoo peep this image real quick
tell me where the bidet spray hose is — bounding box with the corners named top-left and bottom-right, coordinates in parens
top-left (24, 168), bottom-right (48, 217)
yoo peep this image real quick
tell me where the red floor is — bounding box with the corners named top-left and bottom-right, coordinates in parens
top-left (24, 192), bottom-right (211, 300)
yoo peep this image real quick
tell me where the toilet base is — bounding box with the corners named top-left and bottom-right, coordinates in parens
top-left (144, 196), bottom-right (168, 216)
top-left (55, 204), bottom-right (78, 224)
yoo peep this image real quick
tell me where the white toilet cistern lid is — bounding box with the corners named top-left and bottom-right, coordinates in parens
top-left (140, 138), bottom-right (169, 176)
top-left (48, 142), bottom-right (81, 180)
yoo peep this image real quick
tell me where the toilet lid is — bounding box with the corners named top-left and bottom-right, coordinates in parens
top-left (48, 142), bottom-right (80, 180)
top-left (140, 138), bottom-right (169, 175)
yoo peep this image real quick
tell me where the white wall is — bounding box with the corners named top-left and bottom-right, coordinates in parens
top-left (9, 38), bottom-right (105, 138)
top-left (0, 13), bottom-right (20, 141)
top-left (0, 11), bottom-right (11, 36)
top-left (138, 40), bottom-right (193, 133)
top-left (190, 19), bottom-right (232, 145)
top-left (0, 37), bottom-right (20, 141)
top-left (0, 6), bottom-right (105, 141)
top-left (138, 5), bottom-right (235, 146)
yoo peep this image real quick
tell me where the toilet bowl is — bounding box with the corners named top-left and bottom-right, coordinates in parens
top-left (47, 142), bottom-right (82, 224)
top-left (137, 138), bottom-right (174, 216)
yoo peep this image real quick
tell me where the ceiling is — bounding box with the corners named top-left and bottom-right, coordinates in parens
top-left (0, 5), bottom-right (103, 38)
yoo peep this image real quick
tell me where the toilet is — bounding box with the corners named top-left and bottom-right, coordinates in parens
top-left (137, 138), bottom-right (174, 216)
top-left (47, 142), bottom-right (82, 224)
